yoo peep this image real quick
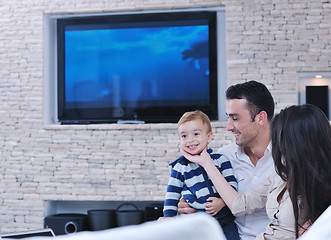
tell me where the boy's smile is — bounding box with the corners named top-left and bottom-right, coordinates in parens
top-left (178, 119), bottom-right (212, 156)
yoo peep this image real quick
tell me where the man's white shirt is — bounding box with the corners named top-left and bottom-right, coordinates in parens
top-left (219, 142), bottom-right (275, 240)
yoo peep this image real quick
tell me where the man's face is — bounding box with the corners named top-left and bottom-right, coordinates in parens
top-left (225, 99), bottom-right (260, 147)
top-left (178, 119), bottom-right (212, 156)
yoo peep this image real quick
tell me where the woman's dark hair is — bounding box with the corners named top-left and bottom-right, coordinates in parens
top-left (226, 80), bottom-right (275, 121)
top-left (271, 104), bottom-right (331, 237)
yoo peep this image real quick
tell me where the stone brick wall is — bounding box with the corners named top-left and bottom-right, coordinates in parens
top-left (1, 0), bottom-right (330, 232)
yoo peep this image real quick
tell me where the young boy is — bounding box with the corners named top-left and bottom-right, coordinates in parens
top-left (163, 110), bottom-right (239, 240)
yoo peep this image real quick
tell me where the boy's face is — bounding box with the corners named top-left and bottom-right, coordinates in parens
top-left (178, 119), bottom-right (212, 156)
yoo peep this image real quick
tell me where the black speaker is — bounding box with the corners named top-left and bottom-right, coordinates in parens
top-left (44, 214), bottom-right (88, 236)
top-left (306, 85), bottom-right (329, 118)
top-left (88, 209), bottom-right (117, 231)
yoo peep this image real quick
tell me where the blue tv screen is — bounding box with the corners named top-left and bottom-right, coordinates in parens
top-left (57, 11), bottom-right (218, 123)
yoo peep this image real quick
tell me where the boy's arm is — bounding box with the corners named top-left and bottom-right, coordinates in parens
top-left (163, 167), bottom-right (184, 217)
top-left (205, 197), bottom-right (226, 216)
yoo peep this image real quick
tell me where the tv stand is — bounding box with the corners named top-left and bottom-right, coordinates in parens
top-left (117, 120), bottom-right (145, 124)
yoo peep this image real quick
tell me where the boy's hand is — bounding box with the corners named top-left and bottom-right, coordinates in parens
top-left (205, 197), bottom-right (225, 216)
top-left (178, 198), bottom-right (197, 215)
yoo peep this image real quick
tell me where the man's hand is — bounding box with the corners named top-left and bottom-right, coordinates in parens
top-left (205, 197), bottom-right (225, 216)
top-left (180, 148), bottom-right (212, 167)
top-left (177, 198), bottom-right (197, 215)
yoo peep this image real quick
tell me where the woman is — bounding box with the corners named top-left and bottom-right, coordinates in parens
top-left (271, 104), bottom-right (331, 237)
top-left (181, 104), bottom-right (331, 239)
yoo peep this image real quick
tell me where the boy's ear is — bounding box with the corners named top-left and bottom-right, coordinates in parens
top-left (207, 131), bottom-right (213, 143)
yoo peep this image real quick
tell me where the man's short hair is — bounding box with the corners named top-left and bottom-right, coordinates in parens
top-left (226, 80), bottom-right (275, 121)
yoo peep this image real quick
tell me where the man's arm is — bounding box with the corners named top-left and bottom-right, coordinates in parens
top-left (181, 148), bottom-right (239, 211)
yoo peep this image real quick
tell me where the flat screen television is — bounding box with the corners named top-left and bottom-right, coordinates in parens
top-left (57, 10), bottom-right (218, 123)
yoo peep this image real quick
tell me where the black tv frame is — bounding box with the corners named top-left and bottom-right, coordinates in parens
top-left (57, 11), bottom-right (218, 124)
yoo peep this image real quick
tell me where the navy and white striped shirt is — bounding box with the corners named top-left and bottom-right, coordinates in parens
top-left (163, 148), bottom-right (238, 217)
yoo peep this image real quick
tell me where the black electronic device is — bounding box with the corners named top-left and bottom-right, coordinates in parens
top-left (57, 10), bottom-right (218, 124)
top-left (0, 228), bottom-right (55, 238)
top-left (306, 85), bottom-right (329, 118)
top-left (44, 213), bottom-right (88, 235)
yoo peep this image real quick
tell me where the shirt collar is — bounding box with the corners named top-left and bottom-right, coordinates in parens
top-left (266, 141), bottom-right (272, 154)
top-left (236, 141), bottom-right (272, 160)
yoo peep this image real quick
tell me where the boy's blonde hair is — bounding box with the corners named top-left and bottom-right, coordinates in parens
top-left (178, 110), bottom-right (212, 133)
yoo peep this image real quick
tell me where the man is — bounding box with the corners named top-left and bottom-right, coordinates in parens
top-left (178, 81), bottom-right (275, 240)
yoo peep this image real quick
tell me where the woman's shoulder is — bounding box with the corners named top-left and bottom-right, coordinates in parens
top-left (268, 171), bottom-right (285, 184)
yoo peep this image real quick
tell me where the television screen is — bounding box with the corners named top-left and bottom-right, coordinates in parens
top-left (57, 11), bottom-right (218, 123)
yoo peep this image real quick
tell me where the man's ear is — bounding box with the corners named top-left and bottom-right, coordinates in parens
top-left (256, 111), bottom-right (268, 125)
